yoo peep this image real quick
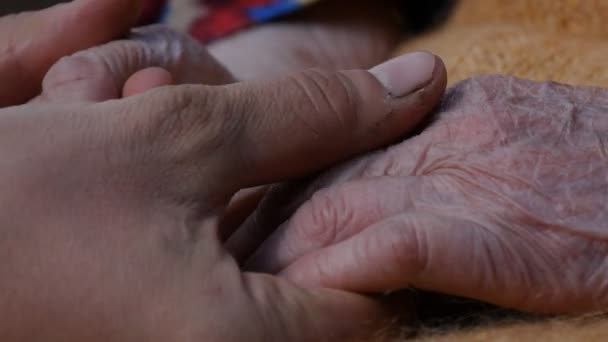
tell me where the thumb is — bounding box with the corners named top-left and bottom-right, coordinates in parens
top-left (220, 51), bottom-right (447, 189)
top-left (0, 0), bottom-right (142, 106)
top-left (132, 51), bottom-right (446, 200)
top-left (276, 212), bottom-right (528, 311)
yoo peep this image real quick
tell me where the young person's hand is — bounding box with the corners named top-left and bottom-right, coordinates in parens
top-left (0, 46), bottom-right (447, 340)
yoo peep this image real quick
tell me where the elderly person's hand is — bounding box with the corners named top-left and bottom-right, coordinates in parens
top-left (0, 0), bottom-right (141, 106)
top-left (0, 4), bottom-right (448, 338)
top-left (242, 75), bottom-right (608, 314)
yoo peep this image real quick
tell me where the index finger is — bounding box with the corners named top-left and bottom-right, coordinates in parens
top-left (0, 0), bottom-right (141, 106)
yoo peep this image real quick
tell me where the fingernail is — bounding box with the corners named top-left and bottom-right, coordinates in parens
top-left (370, 51), bottom-right (437, 97)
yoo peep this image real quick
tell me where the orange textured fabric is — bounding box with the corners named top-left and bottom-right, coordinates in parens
top-left (414, 315), bottom-right (608, 342)
top-left (393, 2), bottom-right (608, 340)
top-left (396, 0), bottom-right (608, 87)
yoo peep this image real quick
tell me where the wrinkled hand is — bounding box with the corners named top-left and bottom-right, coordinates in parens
top-left (0, 32), bottom-right (447, 340)
top-left (243, 75), bottom-right (608, 314)
top-left (0, 0), bottom-right (141, 106)
top-left (36, 24), bottom-right (267, 235)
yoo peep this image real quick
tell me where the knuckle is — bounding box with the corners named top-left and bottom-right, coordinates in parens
top-left (362, 149), bottom-right (405, 177)
top-left (136, 86), bottom-right (198, 141)
top-left (80, 42), bottom-right (144, 78)
top-left (385, 217), bottom-right (430, 277)
top-left (47, 40), bottom-right (149, 88)
top-left (294, 187), bottom-right (349, 247)
top-left (44, 54), bottom-right (104, 88)
top-left (132, 86), bottom-right (235, 158)
top-left (106, 87), bottom-right (217, 197)
top-left (291, 68), bottom-right (361, 133)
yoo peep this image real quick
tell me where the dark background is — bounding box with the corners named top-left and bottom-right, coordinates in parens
top-left (0, 0), bottom-right (67, 15)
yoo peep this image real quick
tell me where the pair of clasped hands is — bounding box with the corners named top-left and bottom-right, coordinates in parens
top-left (2, 0), bottom-right (607, 341)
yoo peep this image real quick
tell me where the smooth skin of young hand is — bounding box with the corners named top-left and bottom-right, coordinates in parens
top-left (0, 6), bottom-right (449, 340)
top-left (35, 25), bottom-right (440, 239)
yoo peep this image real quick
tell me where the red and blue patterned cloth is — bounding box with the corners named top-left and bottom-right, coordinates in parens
top-left (141, 0), bottom-right (320, 43)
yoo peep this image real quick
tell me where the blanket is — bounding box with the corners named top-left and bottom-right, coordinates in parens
top-left (396, 0), bottom-right (608, 87)
top-left (141, 0), bottom-right (320, 42)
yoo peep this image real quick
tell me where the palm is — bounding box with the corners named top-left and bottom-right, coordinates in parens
top-left (244, 75), bottom-right (608, 313)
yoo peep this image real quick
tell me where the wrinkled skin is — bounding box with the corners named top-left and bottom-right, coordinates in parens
top-left (1, 54), bottom-right (448, 341)
top-left (36, 9), bottom-right (608, 317)
top-left (1, 83), bottom-right (396, 342)
top-left (1, 4), bottom-right (452, 338)
top-left (241, 75), bottom-right (608, 314)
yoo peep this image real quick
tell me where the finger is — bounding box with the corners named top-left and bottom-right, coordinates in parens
top-left (123, 67), bottom-right (174, 97)
top-left (226, 180), bottom-right (314, 261)
top-left (278, 212), bottom-right (463, 290)
top-left (0, 0), bottom-right (142, 106)
top-left (129, 51), bottom-right (446, 201)
top-left (279, 211), bottom-right (588, 313)
top-left (39, 26), bottom-right (234, 103)
top-left (226, 150), bottom-right (387, 262)
top-left (281, 213), bottom-right (498, 300)
top-left (243, 177), bottom-right (423, 273)
top-left (219, 186), bottom-right (268, 242)
top-left (243, 273), bottom-right (399, 341)
top-left (227, 52), bottom-right (446, 187)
